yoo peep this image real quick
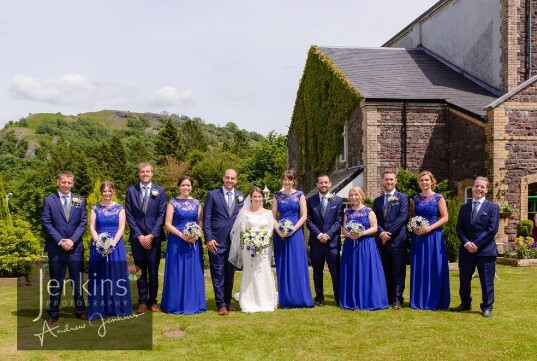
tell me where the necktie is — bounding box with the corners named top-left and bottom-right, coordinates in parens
top-left (471, 201), bottom-right (480, 223)
top-left (383, 194), bottom-right (390, 217)
top-left (142, 186), bottom-right (149, 212)
top-left (62, 195), bottom-right (70, 219)
top-left (227, 191), bottom-right (233, 209)
top-left (321, 196), bottom-right (327, 216)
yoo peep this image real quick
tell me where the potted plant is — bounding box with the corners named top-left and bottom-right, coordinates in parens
top-left (499, 203), bottom-right (518, 219)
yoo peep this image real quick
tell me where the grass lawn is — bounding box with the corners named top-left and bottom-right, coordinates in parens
top-left (1, 264), bottom-right (537, 360)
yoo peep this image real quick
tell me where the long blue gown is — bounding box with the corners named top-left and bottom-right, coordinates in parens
top-left (88, 203), bottom-right (132, 320)
top-left (410, 193), bottom-right (450, 310)
top-left (273, 190), bottom-right (313, 308)
top-left (339, 207), bottom-right (388, 310)
top-left (161, 198), bottom-right (206, 314)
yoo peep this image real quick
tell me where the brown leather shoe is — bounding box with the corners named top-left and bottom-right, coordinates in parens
top-left (76, 314), bottom-right (88, 321)
top-left (149, 304), bottom-right (160, 312)
top-left (137, 304), bottom-right (147, 314)
top-left (218, 307), bottom-right (228, 316)
top-left (46, 318), bottom-right (58, 325)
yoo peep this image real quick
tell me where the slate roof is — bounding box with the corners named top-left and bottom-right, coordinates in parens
top-left (305, 166), bottom-right (364, 199)
top-left (319, 47), bottom-right (498, 117)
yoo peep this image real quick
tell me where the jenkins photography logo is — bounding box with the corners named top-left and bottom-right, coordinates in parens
top-left (17, 262), bottom-right (152, 350)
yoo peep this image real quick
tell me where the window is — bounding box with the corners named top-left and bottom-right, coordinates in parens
top-left (464, 187), bottom-right (472, 204)
top-left (339, 124), bottom-right (347, 163)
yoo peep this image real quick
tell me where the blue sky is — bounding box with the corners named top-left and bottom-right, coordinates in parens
top-left (0, 0), bottom-right (436, 135)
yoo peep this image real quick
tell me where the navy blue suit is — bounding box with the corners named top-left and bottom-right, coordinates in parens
top-left (456, 199), bottom-right (500, 311)
top-left (41, 192), bottom-right (87, 320)
top-left (125, 183), bottom-right (166, 306)
top-left (373, 191), bottom-right (409, 304)
top-left (203, 188), bottom-right (244, 308)
top-left (306, 194), bottom-right (343, 303)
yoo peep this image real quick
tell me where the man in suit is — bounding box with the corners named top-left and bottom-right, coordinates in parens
top-left (203, 169), bottom-right (244, 315)
top-left (125, 162), bottom-right (166, 313)
top-left (373, 170), bottom-right (409, 310)
top-left (306, 174), bottom-right (343, 306)
top-left (41, 170), bottom-right (87, 324)
top-left (452, 176), bottom-right (500, 317)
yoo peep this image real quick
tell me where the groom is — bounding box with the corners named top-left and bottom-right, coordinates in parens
top-left (125, 162), bottom-right (166, 313)
top-left (306, 174), bottom-right (343, 306)
top-left (373, 170), bottom-right (409, 310)
top-left (452, 176), bottom-right (500, 317)
top-left (203, 169), bottom-right (244, 315)
top-left (41, 170), bottom-right (87, 324)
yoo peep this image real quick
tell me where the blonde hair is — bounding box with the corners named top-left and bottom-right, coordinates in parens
top-left (348, 186), bottom-right (365, 203)
top-left (418, 171), bottom-right (437, 189)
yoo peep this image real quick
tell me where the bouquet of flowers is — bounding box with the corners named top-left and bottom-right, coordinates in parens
top-left (277, 218), bottom-right (295, 237)
top-left (94, 232), bottom-right (115, 258)
top-left (345, 220), bottom-right (366, 235)
top-left (183, 222), bottom-right (202, 238)
top-left (407, 216), bottom-right (430, 233)
top-left (128, 265), bottom-right (141, 281)
top-left (242, 227), bottom-right (270, 260)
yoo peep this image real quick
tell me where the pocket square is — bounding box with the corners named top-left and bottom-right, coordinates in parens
top-left (483, 212), bottom-right (487, 216)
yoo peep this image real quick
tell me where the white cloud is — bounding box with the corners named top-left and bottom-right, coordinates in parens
top-left (151, 87), bottom-right (194, 106)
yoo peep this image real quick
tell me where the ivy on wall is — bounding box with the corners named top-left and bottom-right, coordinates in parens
top-left (290, 45), bottom-right (361, 187)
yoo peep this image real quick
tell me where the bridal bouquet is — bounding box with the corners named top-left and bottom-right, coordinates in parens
top-left (407, 216), bottom-right (430, 233)
top-left (277, 218), bottom-right (294, 237)
top-left (345, 220), bottom-right (366, 236)
top-left (242, 227), bottom-right (270, 260)
top-left (183, 222), bottom-right (202, 238)
top-left (94, 232), bottom-right (115, 257)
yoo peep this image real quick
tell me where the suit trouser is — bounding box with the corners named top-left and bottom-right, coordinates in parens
top-left (310, 244), bottom-right (340, 303)
top-left (458, 251), bottom-right (495, 311)
top-left (378, 244), bottom-right (407, 304)
top-left (208, 245), bottom-right (235, 308)
top-left (131, 240), bottom-right (161, 305)
top-left (48, 254), bottom-right (86, 319)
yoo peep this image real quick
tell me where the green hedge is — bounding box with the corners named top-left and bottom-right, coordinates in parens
top-left (0, 219), bottom-right (41, 277)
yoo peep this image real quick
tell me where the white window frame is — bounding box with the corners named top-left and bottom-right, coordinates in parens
top-left (339, 124), bottom-right (347, 163)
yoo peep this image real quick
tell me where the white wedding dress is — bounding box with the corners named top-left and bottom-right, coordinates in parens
top-left (230, 208), bottom-right (277, 313)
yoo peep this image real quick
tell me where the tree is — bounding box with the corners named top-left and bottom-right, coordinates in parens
top-left (181, 119), bottom-right (208, 152)
top-left (154, 118), bottom-right (185, 164)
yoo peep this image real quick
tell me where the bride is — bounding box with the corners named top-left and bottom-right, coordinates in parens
top-left (229, 187), bottom-right (278, 312)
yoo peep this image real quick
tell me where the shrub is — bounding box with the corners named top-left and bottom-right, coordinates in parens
top-left (516, 220), bottom-right (534, 237)
top-left (444, 197), bottom-right (462, 262)
top-left (0, 219), bottom-right (41, 277)
top-left (504, 236), bottom-right (537, 259)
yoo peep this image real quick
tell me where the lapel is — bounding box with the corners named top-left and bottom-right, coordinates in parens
top-left (53, 193), bottom-right (69, 222)
top-left (218, 189), bottom-right (230, 216)
top-left (474, 199), bottom-right (487, 222)
top-left (133, 184), bottom-right (143, 211)
top-left (316, 195), bottom-right (325, 218)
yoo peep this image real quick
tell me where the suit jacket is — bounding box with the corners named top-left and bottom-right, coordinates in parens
top-left (125, 183), bottom-right (167, 242)
top-left (306, 194), bottom-right (344, 248)
top-left (373, 190), bottom-right (409, 248)
top-left (456, 199), bottom-right (500, 257)
top-left (203, 188), bottom-right (244, 249)
top-left (41, 192), bottom-right (87, 256)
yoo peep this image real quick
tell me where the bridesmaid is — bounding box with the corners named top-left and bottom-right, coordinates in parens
top-left (88, 181), bottom-right (132, 320)
top-left (409, 171), bottom-right (450, 310)
top-left (161, 176), bottom-right (206, 314)
top-left (339, 187), bottom-right (388, 310)
top-left (272, 169), bottom-right (313, 308)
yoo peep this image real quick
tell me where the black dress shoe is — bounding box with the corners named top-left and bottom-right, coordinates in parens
top-left (226, 306), bottom-right (238, 311)
top-left (314, 299), bottom-right (324, 307)
top-left (450, 305), bottom-right (471, 312)
top-left (482, 309), bottom-right (492, 317)
top-left (393, 301), bottom-right (402, 310)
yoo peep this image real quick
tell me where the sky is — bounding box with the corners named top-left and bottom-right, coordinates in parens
top-left (0, 0), bottom-right (437, 136)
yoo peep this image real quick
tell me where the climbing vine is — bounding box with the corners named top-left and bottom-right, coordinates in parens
top-left (290, 45), bottom-right (361, 186)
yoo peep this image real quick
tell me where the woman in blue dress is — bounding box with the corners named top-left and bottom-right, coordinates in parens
top-left (161, 176), bottom-right (206, 314)
top-left (88, 181), bottom-right (132, 320)
top-left (410, 171), bottom-right (450, 310)
top-left (272, 169), bottom-right (313, 308)
top-left (339, 187), bottom-right (388, 310)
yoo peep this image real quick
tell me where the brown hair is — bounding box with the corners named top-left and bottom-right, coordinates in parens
top-left (418, 171), bottom-right (437, 189)
top-left (177, 175), bottom-right (194, 188)
top-left (282, 169), bottom-right (297, 181)
top-left (58, 170), bottom-right (74, 179)
top-left (250, 187), bottom-right (263, 197)
top-left (137, 162), bottom-right (153, 172)
top-left (382, 170), bottom-right (397, 178)
top-left (100, 181), bottom-right (115, 193)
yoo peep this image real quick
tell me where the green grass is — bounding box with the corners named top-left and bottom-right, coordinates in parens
top-left (2, 265), bottom-right (537, 360)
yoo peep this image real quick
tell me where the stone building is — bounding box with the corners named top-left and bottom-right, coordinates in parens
top-left (287, 0), bottom-right (537, 241)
